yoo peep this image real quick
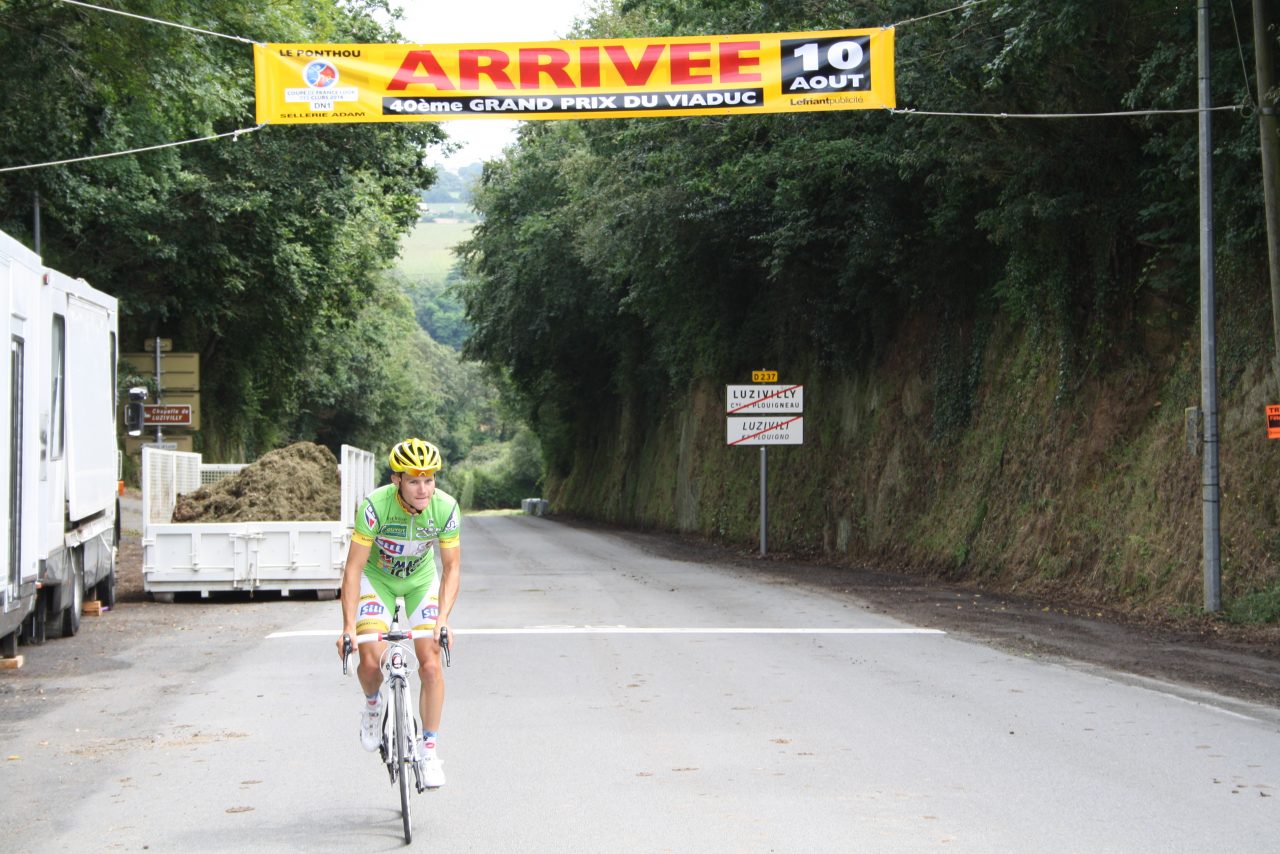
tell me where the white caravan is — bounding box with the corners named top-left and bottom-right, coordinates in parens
top-left (1, 228), bottom-right (120, 657)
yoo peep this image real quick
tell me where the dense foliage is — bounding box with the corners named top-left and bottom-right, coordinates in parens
top-left (0, 0), bottom-right (452, 458)
top-left (460, 0), bottom-right (1273, 471)
top-left (450, 427), bottom-right (544, 510)
top-left (400, 270), bottom-right (471, 350)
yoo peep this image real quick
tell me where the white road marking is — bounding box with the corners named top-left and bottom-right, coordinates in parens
top-left (267, 626), bottom-right (945, 639)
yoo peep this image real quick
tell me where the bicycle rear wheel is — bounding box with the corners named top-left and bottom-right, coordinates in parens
top-left (394, 678), bottom-right (413, 843)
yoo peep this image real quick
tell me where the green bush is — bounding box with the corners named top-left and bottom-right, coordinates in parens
top-left (1223, 584), bottom-right (1280, 625)
top-left (453, 429), bottom-right (542, 510)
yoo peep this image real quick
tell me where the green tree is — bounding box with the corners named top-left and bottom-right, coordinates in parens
top-left (459, 0), bottom-right (1268, 476)
top-left (0, 0), bottom-right (447, 458)
top-left (399, 270), bottom-right (471, 350)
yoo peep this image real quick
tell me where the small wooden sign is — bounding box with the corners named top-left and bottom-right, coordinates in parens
top-left (1267, 405), bottom-right (1280, 440)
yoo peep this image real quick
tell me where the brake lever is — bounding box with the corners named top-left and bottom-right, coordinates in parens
top-left (341, 634), bottom-right (353, 676)
top-left (439, 627), bottom-right (451, 668)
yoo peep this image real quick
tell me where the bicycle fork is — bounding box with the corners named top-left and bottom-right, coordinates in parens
top-left (382, 651), bottom-right (428, 793)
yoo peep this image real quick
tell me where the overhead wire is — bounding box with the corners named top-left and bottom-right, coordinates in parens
top-left (889, 106), bottom-right (1244, 120)
top-left (891, 0), bottom-right (993, 29)
top-left (1225, 0), bottom-right (1256, 107)
top-left (889, 0), bottom-right (1250, 122)
top-left (0, 125), bottom-right (266, 174)
top-left (58, 0), bottom-right (257, 45)
top-left (0, 1), bottom-right (265, 173)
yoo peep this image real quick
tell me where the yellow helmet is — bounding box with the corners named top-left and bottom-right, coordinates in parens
top-left (388, 438), bottom-right (443, 475)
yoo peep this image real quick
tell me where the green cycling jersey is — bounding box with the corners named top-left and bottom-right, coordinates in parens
top-left (352, 483), bottom-right (461, 583)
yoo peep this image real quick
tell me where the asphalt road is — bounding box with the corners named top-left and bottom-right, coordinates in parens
top-left (1, 512), bottom-right (1277, 853)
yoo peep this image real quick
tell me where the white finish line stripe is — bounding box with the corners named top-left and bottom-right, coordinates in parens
top-left (267, 627), bottom-right (945, 639)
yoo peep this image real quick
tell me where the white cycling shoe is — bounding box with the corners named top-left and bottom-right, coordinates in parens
top-left (359, 697), bottom-right (384, 752)
top-left (419, 755), bottom-right (445, 789)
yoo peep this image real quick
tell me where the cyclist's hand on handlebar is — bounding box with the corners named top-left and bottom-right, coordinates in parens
top-left (338, 628), bottom-right (355, 660)
top-left (437, 624), bottom-right (452, 667)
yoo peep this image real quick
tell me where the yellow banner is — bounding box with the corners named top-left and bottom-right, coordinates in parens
top-left (253, 28), bottom-right (894, 124)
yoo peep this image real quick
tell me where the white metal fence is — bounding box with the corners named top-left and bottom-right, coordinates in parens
top-left (200, 464), bottom-right (244, 486)
top-left (339, 445), bottom-right (376, 528)
top-left (141, 449), bottom-right (202, 525)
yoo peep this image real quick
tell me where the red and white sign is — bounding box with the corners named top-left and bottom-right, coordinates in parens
top-left (143, 404), bottom-right (192, 426)
top-left (726, 384), bottom-right (803, 414)
top-left (727, 416), bottom-right (803, 446)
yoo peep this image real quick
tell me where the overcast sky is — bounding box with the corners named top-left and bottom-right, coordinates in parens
top-left (385, 1), bottom-right (598, 168)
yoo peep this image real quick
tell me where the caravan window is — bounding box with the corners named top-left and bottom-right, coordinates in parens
top-left (50, 313), bottom-right (65, 461)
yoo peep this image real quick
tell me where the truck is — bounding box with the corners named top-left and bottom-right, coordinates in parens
top-left (2, 228), bottom-right (121, 658)
top-left (140, 445), bottom-right (374, 600)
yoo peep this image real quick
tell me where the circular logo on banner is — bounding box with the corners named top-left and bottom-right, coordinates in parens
top-left (303, 60), bottom-right (339, 88)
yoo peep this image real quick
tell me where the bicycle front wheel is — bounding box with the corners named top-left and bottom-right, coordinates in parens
top-left (394, 678), bottom-right (413, 844)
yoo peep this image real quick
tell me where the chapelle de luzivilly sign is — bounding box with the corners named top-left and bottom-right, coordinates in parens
top-left (253, 27), bottom-right (895, 124)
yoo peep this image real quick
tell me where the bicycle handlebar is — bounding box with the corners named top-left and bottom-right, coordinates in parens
top-left (348, 628), bottom-right (452, 667)
top-left (352, 629), bottom-right (427, 645)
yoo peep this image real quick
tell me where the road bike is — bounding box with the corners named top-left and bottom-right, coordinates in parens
top-left (343, 606), bottom-right (450, 844)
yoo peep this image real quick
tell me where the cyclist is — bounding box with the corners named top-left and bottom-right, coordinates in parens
top-left (338, 438), bottom-right (461, 789)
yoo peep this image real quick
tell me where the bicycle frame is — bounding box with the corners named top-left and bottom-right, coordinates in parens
top-left (342, 605), bottom-right (436, 843)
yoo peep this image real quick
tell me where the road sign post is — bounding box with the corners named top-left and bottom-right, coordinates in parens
top-left (120, 340), bottom-right (201, 452)
top-left (727, 376), bottom-right (804, 556)
top-left (760, 447), bottom-right (767, 556)
top-left (155, 338), bottom-right (162, 445)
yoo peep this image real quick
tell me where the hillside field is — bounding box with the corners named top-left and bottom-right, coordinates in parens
top-left (397, 215), bottom-right (474, 282)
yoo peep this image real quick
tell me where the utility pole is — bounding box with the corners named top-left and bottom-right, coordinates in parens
top-left (32, 191), bottom-right (41, 255)
top-left (1254, 0), bottom-right (1280, 385)
top-left (1198, 0), bottom-right (1222, 612)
